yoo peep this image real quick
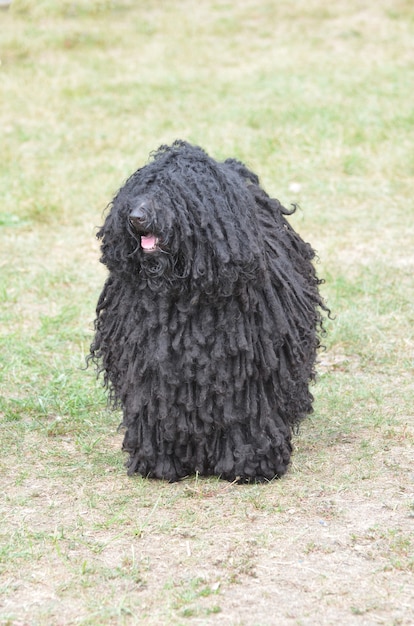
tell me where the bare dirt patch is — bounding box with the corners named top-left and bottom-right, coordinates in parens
top-left (1, 426), bottom-right (413, 625)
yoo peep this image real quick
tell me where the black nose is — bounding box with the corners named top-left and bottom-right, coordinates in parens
top-left (129, 215), bottom-right (146, 232)
top-left (129, 202), bottom-right (149, 232)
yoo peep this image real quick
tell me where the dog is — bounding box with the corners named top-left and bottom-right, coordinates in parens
top-left (89, 140), bottom-right (327, 482)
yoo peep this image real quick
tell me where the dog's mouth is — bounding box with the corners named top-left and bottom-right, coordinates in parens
top-left (129, 211), bottom-right (161, 253)
top-left (140, 233), bottom-right (160, 253)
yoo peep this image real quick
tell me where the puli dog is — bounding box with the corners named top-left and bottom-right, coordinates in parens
top-left (89, 140), bottom-right (327, 483)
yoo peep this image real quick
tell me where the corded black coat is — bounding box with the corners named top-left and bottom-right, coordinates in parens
top-left (90, 141), bottom-right (326, 482)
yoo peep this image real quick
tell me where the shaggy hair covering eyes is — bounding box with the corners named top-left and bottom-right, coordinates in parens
top-left (89, 140), bottom-right (328, 483)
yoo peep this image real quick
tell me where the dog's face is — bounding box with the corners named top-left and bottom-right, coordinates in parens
top-left (98, 142), bottom-right (270, 292)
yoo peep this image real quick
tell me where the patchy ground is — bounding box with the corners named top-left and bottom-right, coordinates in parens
top-left (1, 418), bottom-right (413, 625)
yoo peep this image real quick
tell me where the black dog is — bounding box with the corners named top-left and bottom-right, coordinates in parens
top-left (89, 141), bottom-right (327, 482)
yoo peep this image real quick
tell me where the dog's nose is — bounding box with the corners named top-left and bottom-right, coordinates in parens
top-left (129, 215), bottom-right (146, 232)
top-left (129, 202), bottom-right (149, 232)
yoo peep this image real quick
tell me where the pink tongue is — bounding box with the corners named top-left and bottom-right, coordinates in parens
top-left (141, 235), bottom-right (157, 250)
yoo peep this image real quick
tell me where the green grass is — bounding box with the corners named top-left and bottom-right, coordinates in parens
top-left (1, 0), bottom-right (413, 624)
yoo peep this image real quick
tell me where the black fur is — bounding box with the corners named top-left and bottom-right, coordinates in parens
top-left (89, 141), bottom-right (327, 482)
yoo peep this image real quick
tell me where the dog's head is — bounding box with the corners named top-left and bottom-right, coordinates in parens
top-left (98, 141), bottom-right (287, 293)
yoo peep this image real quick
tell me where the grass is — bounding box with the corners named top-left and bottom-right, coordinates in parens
top-left (1, 0), bottom-right (413, 624)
